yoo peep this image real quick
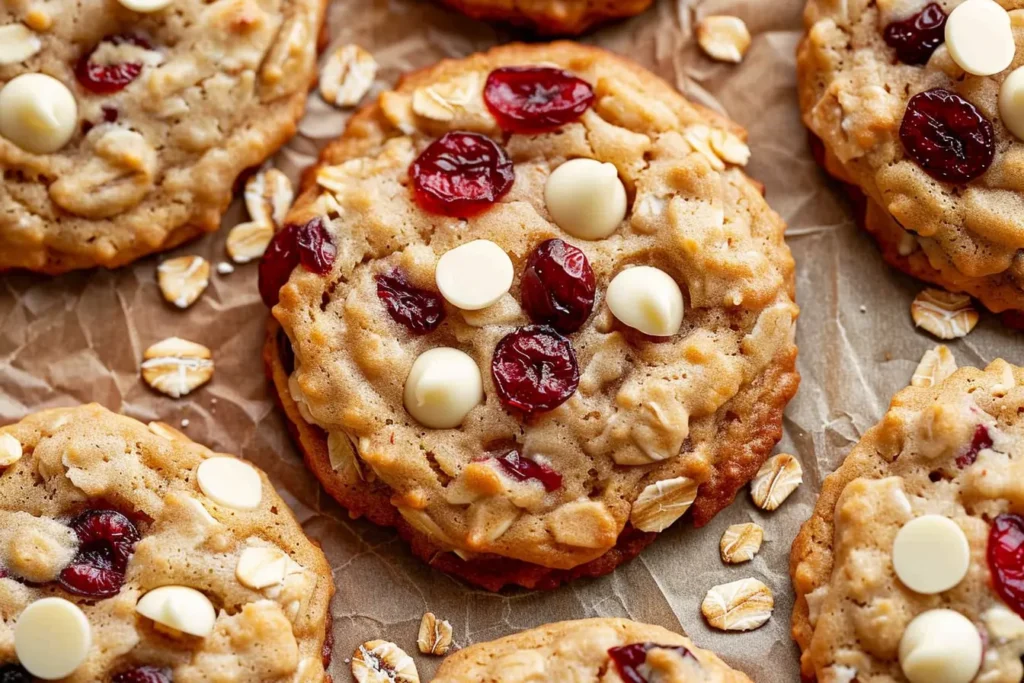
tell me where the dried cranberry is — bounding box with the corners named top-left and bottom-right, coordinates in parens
top-left (295, 217), bottom-right (336, 275)
top-left (988, 513), bottom-right (1024, 618)
top-left (955, 424), bottom-right (993, 468)
top-left (75, 35), bottom-right (151, 94)
top-left (376, 270), bottom-right (446, 333)
top-left (258, 219), bottom-right (337, 307)
top-left (899, 89), bottom-right (995, 184)
top-left (491, 325), bottom-right (579, 414)
top-left (520, 239), bottom-right (595, 333)
top-left (608, 643), bottom-right (695, 683)
top-left (0, 665), bottom-right (32, 683)
top-left (484, 66), bottom-right (594, 133)
top-left (883, 3), bottom-right (947, 65)
top-left (58, 509), bottom-right (140, 599)
top-left (410, 132), bottom-right (514, 217)
top-left (496, 450), bottom-right (562, 492)
top-left (112, 667), bottom-right (172, 683)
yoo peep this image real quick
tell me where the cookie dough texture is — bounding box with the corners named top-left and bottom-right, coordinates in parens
top-left (267, 42), bottom-right (799, 590)
top-left (798, 0), bottom-right (1024, 314)
top-left (790, 360), bottom-right (1024, 682)
top-left (435, 0), bottom-right (652, 35)
top-left (0, 0), bottom-right (326, 273)
top-left (0, 404), bottom-right (333, 681)
top-left (432, 618), bottom-right (752, 682)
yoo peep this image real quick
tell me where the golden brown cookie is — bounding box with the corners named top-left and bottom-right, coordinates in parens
top-left (261, 41), bottom-right (799, 591)
top-left (791, 359), bottom-right (1024, 682)
top-left (0, 404), bottom-right (334, 681)
top-left (435, 0), bottom-right (652, 34)
top-left (0, 0), bottom-right (326, 273)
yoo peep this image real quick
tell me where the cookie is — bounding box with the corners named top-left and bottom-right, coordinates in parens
top-left (432, 617), bottom-right (752, 682)
top-left (0, 0), bottom-right (326, 273)
top-left (798, 0), bottom-right (1024, 317)
top-left (0, 404), bottom-right (334, 682)
top-left (790, 359), bottom-right (1024, 682)
top-left (434, 0), bottom-right (652, 34)
top-left (262, 41), bottom-right (800, 591)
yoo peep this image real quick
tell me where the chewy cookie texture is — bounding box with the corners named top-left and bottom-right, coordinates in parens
top-left (0, 0), bottom-right (326, 273)
top-left (799, 0), bottom-right (1024, 317)
top-left (263, 42), bottom-right (799, 590)
top-left (0, 405), bottom-right (333, 682)
top-left (791, 359), bottom-right (1024, 683)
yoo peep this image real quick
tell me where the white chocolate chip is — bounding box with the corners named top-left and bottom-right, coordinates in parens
top-left (0, 433), bottom-right (23, 467)
top-left (197, 456), bottom-right (263, 510)
top-left (899, 609), bottom-right (982, 683)
top-left (892, 515), bottom-right (970, 594)
top-left (945, 0), bottom-right (1015, 76)
top-left (999, 66), bottom-right (1024, 141)
top-left (544, 158), bottom-right (627, 240)
top-left (236, 547), bottom-right (290, 590)
top-left (435, 240), bottom-right (513, 311)
top-left (404, 347), bottom-right (483, 429)
top-left (117, 0), bottom-right (173, 12)
top-left (697, 15), bottom-right (752, 63)
top-left (606, 266), bottom-right (684, 336)
top-left (15, 597), bottom-right (91, 679)
top-left (0, 73), bottom-right (78, 154)
top-left (0, 25), bottom-right (42, 65)
top-left (136, 586), bottom-right (216, 637)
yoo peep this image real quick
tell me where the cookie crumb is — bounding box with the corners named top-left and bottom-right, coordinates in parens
top-left (216, 262), bottom-right (235, 275)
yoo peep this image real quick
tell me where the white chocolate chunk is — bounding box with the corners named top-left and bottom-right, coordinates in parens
top-left (0, 433), bottom-right (23, 467)
top-left (945, 0), bottom-right (1015, 76)
top-left (236, 547), bottom-right (290, 589)
top-left (404, 347), bottom-right (483, 429)
top-left (899, 609), bottom-right (982, 683)
top-left (435, 240), bottom-right (513, 311)
top-left (0, 25), bottom-right (42, 65)
top-left (544, 158), bottom-right (627, 240)
top-left (1000, 66), bottom-right (1024, 141)
top-left (197, 457), bottom-right (263, 510)
top-left (136, 586), bottom-right (216, 637)
top-left (117, 0), bottom-right (173, 11)
top-left (0, 73), bottom-right (77, 154)
top-left (606, 266), bottom-right (684, 336)
top-left (15, 598), bottom-right (91, 679)
top-left (892, 515), bottom-right (970, 594)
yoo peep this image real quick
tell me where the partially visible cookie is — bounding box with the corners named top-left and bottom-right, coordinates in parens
top-left (790, 360), bottom-right (1024, 682)
top-left (0, 404), bottom-right (334, 682)
top-left (432, 617), bottom-right (752, 682)
top-left (435, 0), bottom-right (652, 34)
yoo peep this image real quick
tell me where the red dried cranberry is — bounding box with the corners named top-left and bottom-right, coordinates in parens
top-left (75, 35), bottom-right (151, 94)
top-left (484, 66), bottom-right (595, 133)
top-left (295, 217), bottom-right (336, 275)
top-left (0, 665), bottom-right (32, 683)
top-left (276, 327), bottom-right (295, 374)
top-left (955, 424), bottom-right (993, 468)
top-left (988, 513), bottom-right (1024, 618)
top-left (491, 325), bottom-right (579, 414)
top-left (112, 667), bottom-right (172, 683)
top-left (58, 509), bottom-right (140, 599)
top-left (410, 132), bottom-right (514, 217)
top-left (883, 3), bottom-right (947, 65)
top-left (258, 219), bottom-right (336, 307)
top-left (520, 239), bottom-right (595, 333)
top-left (900, 89), bottom-right (995, 184)
top-left (496, 450), bottom-right (562, 492)
top-left (376, 269), bottom-right (446, 334)
top-left (608, 643), bottom-right (695, 683)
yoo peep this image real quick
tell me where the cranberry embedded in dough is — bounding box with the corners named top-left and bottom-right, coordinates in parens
top-left (605, 266), bottom-right (684, 337)
top-left (404, 347), bottom-right (484, 429)
top-left (544, 159), bottom-right (627, 240)
top-left (14, 597), bottom-right (92, 679)
top-left (0, 73), bottom-right (77, 154)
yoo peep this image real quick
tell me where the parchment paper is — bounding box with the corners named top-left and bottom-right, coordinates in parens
top-left (1, 0), bottom-right (1021, 680)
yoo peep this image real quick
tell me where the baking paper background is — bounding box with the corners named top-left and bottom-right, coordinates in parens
top-left (1, 0), bottom-right (1022, 679)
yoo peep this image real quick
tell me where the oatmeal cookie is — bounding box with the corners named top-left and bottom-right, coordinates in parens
top-left (790, 359), bottom-right (1024, 682)
top-left (0, 404), bottom-right (334, 682)
top-left (262, 42), bottom-right (799, 591)
top-left (432, 617), bottom-right (752, 682)
top-left (0, 0), bottom-right (326, 273)
top-left (434, 0), bottom-right (652, 35)
top-left (798, 0), bottom-right (1024, 316)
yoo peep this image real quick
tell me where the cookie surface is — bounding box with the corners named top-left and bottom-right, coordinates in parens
top-left (432, 617), bottom-right (752, 682)
top-left (264, 41), bottom-right (799, 590)
top-left (0, 404), bottom-right (333, 681)
top-left (0, 0), bottom-right (325, 273)
top-left (790, 360), bottom-right (1024, 682)
top-left (798, 0), bottom-right (1024, 315)
top-left (435, 0), bottom-right (652, 34)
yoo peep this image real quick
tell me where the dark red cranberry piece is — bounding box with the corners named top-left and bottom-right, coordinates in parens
top-left (258, 219), bottom-right (336, 307)
top-left (520, 239), bottom-right (595, 333)
top-left (376, 269), bottom-right (446, 334)
top-left (900, 88), bottom-right (995, 184)
top-left (484, 66), bottom-right (595, 133)
top-left (276, 327), bottom-right (295, 374)
top-left (955, 424), bottom-right (993, 468)
top-left (112, 667), bottom-right (172, 683)
top-left (295, 217), bottom-right (336, 275)
top-left (58, 509), bottom-right (140, 599)
top-left (883, 3), bottom-right (947, 65)
top-left (988, 513), bottom-right (1024, 618)
top-left (410, 132), bottom-right (514, 217)
top-left (491, 325), bottom-right (579, 414)
top-left (496, 450), bottom-right (562, 492)
top-left (0, 665), bottom-right (32, 683)
top-left (75, 35), bottom-right (151, 94)
top-left (608, 643), bottom-right (695, 683)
